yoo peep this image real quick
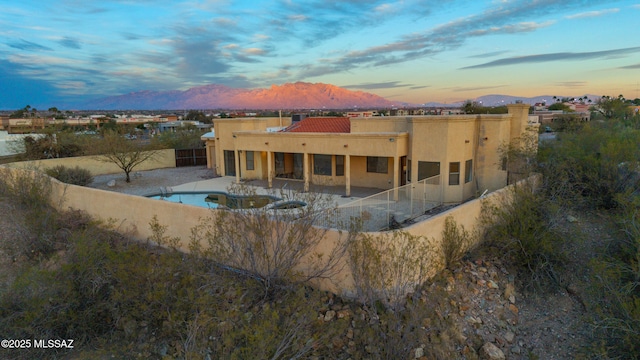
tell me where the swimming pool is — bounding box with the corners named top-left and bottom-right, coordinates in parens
top-left (147, 191), bottom-right (281, 209)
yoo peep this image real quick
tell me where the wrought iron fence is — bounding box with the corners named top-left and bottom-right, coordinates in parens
top-left (317, 175), bottom-right (442, 231)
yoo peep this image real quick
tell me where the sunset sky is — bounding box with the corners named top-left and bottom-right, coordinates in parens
top-left (1, 0), bottom-right (639, 109)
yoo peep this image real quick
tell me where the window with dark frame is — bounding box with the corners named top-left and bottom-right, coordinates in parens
top-left (449, 162), bottom-right (460, 185)
top-left (335, 155), bottom-right (345, 176)
top-left (366, 157), bottom-right (388, 174)
top-left (246, 151), bottom-right (255, 170)
top-left (275, 152), bottom-right (285, 175)
top-left (417, 161), bottom-right (440, 182)
top-left (224, 150), bottom-right (235, 176)
top-left (465, 159), bottom-right (472, 183)
top-left (313, 154), bottom-right (332, 176)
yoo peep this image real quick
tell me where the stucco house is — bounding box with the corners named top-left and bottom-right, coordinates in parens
top-left (202, 103), bottom-right (536, 204)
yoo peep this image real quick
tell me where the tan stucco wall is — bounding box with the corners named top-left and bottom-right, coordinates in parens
top-left (207, 109), bottom-right (533, 202)
top-left (0, 165), bottom-right (539, 297)
top-left (5, 148), bottom-right (176, 175)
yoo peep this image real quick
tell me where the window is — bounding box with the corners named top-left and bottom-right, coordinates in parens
top-left (367, 157), bottom-right (388, 174)
top-left (246, 151), bottom-right (254, 170)
top-left (275, 152), bottom-right (285, 176)
top-left (313, 154), bottom-right (332, 175)
top-left (293, 153), bottom-right (303, 179)
top-left (335, 155), bottom-right (345, 176)
top-left (224, 150), bottom-right (235, 176)
top-left (417, 161), bottom-right (439, 181)
top-left (465, 159), bottom-right (473, 183)
top-left (449, 162), bottom-right (460, 185)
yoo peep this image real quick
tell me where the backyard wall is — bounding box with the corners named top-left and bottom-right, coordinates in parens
top-left (5, 148), bottom-right (176, 175)
top-left (0, 165), bottom-right (538, 297)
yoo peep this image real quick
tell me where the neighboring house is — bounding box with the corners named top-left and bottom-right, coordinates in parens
top-left (202, 104), bottom-right (536, 204)
top-left (533, 109), bottom-right (590, 125)
top-left (157, 120), bottom-right (211, 133)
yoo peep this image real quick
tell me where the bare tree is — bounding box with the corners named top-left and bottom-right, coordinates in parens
top-left (94, 130), bottom-right (160, 182)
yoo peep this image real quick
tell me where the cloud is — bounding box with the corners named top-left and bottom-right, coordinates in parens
top-left (0, 59), bottom-right (74, 109)
top-left (342, 81), bottom-right (412, 90)
top-left (7, 39), bottom-right (53, 51)
top-left (8, 54), bottom-right (83, 66)
top-left (467, 50), bottom-right (510, 58)
top-left (619, 63), bottom-right (640, 69)
top-left (462, 47), bottom-right (640, 69)
top-left (565, 8), bottom-right (619, 19)
top-left (554, 81), bottom-right (587, 88)
top-left (58, 37), bottom-right (81, 49)
top-left (243, 48), bottom-right (265, 56)
top-left (466, 21), bottom-right (554, 36)
top-left (293, 0), bottom-right (593, 79)
top-left (287, 14), bottom-right (308, 21)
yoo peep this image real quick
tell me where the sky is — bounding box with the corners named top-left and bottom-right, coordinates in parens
top-left (1, 0), bottom-right (639, 109)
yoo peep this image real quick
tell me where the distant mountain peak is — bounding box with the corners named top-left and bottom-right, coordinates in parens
top-left (81, 82), bottom-right (405, 110)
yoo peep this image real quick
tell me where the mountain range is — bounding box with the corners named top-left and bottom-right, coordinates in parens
top-left (78, 81), bottom-right (599, 110)
top-left (81, 82), bottom-right (408, 110)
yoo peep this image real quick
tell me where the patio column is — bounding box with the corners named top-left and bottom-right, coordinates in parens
top-left (303, 152), bottom-right (309, 192)
top-left (267, 150), bottom-right (273, 188)
top-left (393, 156), bottom-right (399, 201)
top-left (234, 149), bottom-right (240, 183)
top-left (345, 154), bottom-right (351, 197)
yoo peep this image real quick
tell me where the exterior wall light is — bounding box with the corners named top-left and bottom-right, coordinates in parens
top-left (302, 143), bottom-right (306, 146)
top-left (389, 138), bottom-right (395, 142)
top-left (265, 142), bottom-right (269, 145)
top-left (344, 144), bottom-right (348, 148)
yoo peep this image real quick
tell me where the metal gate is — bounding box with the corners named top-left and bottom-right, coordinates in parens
top-left (175, 148), bottom-right (207, 167)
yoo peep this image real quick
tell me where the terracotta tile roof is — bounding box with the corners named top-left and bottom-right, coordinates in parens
top-left (284, 117), bottom-right (351, 133)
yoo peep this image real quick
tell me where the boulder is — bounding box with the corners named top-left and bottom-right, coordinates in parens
top-left (480, 342), bottom-right (505, 360)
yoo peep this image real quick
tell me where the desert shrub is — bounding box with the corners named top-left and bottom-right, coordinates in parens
top-left (0, 166), bottom-right (51, 208)
top-left (191, 183), bottom-right (355, 294)
top-left (441, 216), bottom-right (475, 270)
top-left (349, 230), bottom-right (437, 310)
top-left (478, 183), bottom-right (567, 289)
top-left (0, 210), bottom-right (343, 359)
top-left (45, 165), bottom-right (93, 186)
top-left (0, 167), bottom-right (61, 261)
top-left (587, 196), bottom-right (640, 358)
top-left (538, 121), bottom-right (640, 209)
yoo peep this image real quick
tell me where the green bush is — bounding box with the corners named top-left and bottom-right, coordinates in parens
top-left (587, 196), bottom-right (640, 358)
top-left (479, 184), bottom-right (567, 289)
top-left (45, 165), bottom-right (93, 186)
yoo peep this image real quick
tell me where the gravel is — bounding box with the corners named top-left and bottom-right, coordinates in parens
top-left (88, 166), bottom-right (217, 196)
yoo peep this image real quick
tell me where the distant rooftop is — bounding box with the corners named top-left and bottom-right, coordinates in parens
top-left (283, 117), bottom-right (350, 133)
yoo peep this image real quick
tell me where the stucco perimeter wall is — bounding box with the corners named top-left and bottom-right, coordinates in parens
top-left (331, 173), bottom-right (542, 297)
top-left (5, 148), bottom-right (176, 175)
top-left (49, 179), bottom-right (214, 243)
top-left (1, 165), bottom-right (539, 297)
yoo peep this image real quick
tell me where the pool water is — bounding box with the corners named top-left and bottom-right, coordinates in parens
top-left (148, 191), bottom-right (279, 209)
